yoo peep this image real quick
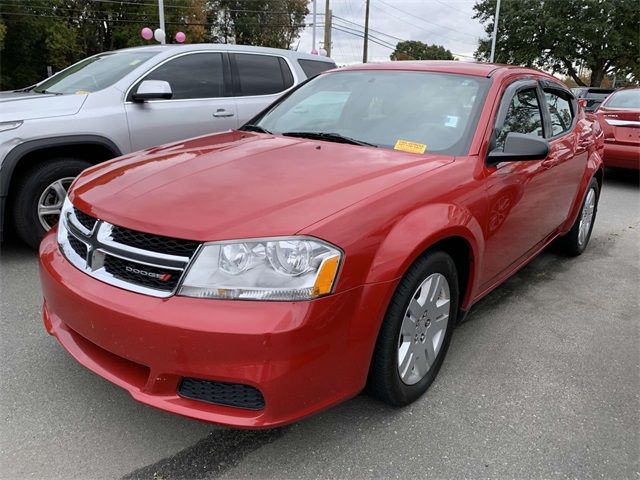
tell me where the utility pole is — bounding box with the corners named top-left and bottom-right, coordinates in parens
top-left (158, 0), bottom-right (166, 44)
top-left (363, 0), bottom-right (370, 63)
top-left (323, 0), bottom-right (332, 57)
top-left (489, 0), bottom-right (501, 63)
top-left (312, 0), bottom-right (317, 53)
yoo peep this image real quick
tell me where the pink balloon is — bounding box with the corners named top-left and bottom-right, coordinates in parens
top-left (175, 32), bottom-right (186, 43)
top-left (141, 27), bottom-right (153, 40)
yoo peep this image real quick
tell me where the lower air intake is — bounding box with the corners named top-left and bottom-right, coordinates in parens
top-left (178, 378), bottom-right (265, 410)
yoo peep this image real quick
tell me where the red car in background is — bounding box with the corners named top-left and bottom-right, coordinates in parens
top-left (593, 88), bottom-right (640, 170)
top-left (39, 62), bottom-right (603, 428)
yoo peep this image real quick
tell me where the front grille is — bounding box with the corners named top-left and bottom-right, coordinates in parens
top-left (68, 235), bottom-right (88, 258)
top-left (59, 207), bottom-right (201, 297)
top-left (103, 256), bottom-right (180, 292)
top-left (73, 208), bottom-right (97, 232)
top-left (111, 225), bottom-right (199, 257)
top-left (178, 378), bottom-right (266, 410)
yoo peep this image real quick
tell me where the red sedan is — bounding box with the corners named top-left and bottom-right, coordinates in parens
top-left (593, 87), bottom-right (640, 170)
top-left (39, 62), bottom-right (603, 428)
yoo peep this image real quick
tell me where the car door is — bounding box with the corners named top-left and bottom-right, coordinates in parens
top-left (479, 79), bottom-right (563, 287)
top-left (539, 83), bottom-right (586, 232)
top-left (230, 53), bottom-right (296, 126)
top-left (125, 51), bottom-right (238, 151)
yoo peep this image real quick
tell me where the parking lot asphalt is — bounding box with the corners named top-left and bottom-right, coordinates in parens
top-left (1, 169), bottom-right (638, 480)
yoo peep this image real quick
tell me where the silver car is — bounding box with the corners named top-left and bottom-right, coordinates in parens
top-left (0, 44), bottom-right (335, 248)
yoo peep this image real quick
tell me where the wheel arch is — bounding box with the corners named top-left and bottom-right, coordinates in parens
top-left (0, 135), bottom-right (122, 237)
top-left (559, 151), bottom-right (604, 235)
top-left (364, 203), bottom-right (484, 316)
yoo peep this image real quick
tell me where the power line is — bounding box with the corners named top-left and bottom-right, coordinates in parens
top-left (0, 10), bottom-right (306, 28)
top-left (376, 0), bottom-right (479, 43)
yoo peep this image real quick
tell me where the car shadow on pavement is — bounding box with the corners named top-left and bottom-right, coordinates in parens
top-left (604, 167), bottom-right (640, 188)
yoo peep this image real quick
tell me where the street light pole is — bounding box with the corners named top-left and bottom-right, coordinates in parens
top-left (363, 0), bottom-right (370, 63)
top-left (158, 0), bottom-right (166, 44)
top-left (489, 0), bottom-right (501, 63)
top-left (312, 0), bottom-right (317, 53)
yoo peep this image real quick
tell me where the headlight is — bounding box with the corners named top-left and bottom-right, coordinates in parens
top-left (0, 120), bottom-right (23, 132)
top-left (179, 237), bottom-right (342, 301)
top-left (56, 196), bottom-right (73, 245)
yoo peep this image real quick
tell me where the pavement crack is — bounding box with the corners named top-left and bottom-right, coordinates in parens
top-left (122, 427), bottom-right (288, 480)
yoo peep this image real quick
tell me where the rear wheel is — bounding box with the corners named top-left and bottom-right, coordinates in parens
top-left (557, 177), bottom-right (599, 256)
top-left (12, 158), bottom-right (91, 249)
top-left (368, 251), bottom-right (458, 406)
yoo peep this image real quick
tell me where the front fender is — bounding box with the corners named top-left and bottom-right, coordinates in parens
top-left (365, 202), bottom-right (484, 303)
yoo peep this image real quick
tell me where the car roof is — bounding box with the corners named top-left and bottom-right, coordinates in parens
top-left (337, 60), bottom-right (558, 80)
top-left (110, 43), bottom-right (336, 63)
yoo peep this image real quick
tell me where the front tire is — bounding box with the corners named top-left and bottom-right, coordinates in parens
top-left (368, 251), bottom-right (459, 406)
top-left (557, 177), bottom-right (600, 256)
top-left (12, 158), bottom-right (91, 249)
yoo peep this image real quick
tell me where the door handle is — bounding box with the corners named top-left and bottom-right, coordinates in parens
top-left (578, 138), bottom-right (591, 149)
top-left (541, 156), bottom-right (559, 169)
top-left (213, 109), bottom-right (234, 118)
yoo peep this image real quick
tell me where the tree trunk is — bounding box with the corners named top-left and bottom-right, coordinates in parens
top-left (590, 63), bottom-right (606, 87)
top-left (561, 58), bottom-right (586, 86)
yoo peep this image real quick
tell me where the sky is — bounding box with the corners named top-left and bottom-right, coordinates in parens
top-left (295, 0), bottom-right (488, 65)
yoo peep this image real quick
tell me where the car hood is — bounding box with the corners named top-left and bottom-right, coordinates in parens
top-left (71, 131), bottom-right (453, 241)
top-left (0, 91), bottom-right (87, 121)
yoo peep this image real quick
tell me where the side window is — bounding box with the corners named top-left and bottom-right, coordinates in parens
top-left (297, 59), bottom-right (336, 78)
top-left (496, 88), bottom-right (543, 149)
top-left (137, 53), bottom-right (224, 100)
top-left (544, 90), bottom-right (574, 136)
top-left (234, 54), bottom-right (293, 96)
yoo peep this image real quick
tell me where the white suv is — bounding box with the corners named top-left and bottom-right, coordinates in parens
top-left (0, 44), bottom-right (335, 248)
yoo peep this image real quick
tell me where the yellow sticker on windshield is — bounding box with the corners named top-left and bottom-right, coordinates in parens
top-left (130, 59), bottom-right (142, 65)
top-left (75, 90), bottom-right (90, 95)
top-left (394, 139), bottom-right (427, 154)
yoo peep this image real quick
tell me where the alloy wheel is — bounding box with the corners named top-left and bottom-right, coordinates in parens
top-left (37, 177), bottom-right (74, 231)
top-left (397, 273), bottom-right (451, 385)
top-left (578, 187), bottom-right (596, 247)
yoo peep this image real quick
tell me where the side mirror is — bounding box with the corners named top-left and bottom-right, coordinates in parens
top-left (487, 133), bottom-right (549, 164)
top-left (132, 80), bottom-right (172, 102)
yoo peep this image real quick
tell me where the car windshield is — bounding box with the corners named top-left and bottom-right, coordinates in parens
top-left (604, 89), bottom-right (640, 109)
top-left (253, 70), bottom-right (490, 155)
top-left (33, 51), bottom-right (158, 94)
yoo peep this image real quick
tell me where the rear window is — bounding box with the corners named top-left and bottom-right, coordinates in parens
top-left (233, 54), bottom-right (294, 96)
top-left (297, 59), bottom-right (336, 78)
top-left (604, 90), bottom-right (640, 109)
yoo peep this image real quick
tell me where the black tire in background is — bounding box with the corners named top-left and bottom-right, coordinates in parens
top-left (556, 177), bottom-right (600, 256)
top-left (368, 250), bottom-right (459, 406)
top-left (12, 158), bottom-right (91, 249)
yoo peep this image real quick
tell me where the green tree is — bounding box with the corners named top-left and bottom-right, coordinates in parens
top-left (213, 0), bottom-right (309, 48)
top-left (390, 41), bottom-right (454, 61)
top-left (473, 0), bottom-right (640, 86)
top-left (0, 19), bottom-right (6, 51)
top-left (0, 0), bottom-right (310, 89)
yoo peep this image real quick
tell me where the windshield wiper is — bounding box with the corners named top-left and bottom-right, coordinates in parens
top-left (241, 124), bottom-right (271, 134)
top-left (32, 89), bottom-right (62, 95)
top-left (281, 131), bottom-right (377, 147)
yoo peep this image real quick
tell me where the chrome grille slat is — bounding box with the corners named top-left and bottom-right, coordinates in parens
top-left (58, 211), bottom-right (200, 298)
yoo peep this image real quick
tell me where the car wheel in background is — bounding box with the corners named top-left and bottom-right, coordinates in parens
top-left (557, 177), bottom-right (600, 256)
top-left (368, 250), bottom-right (459, 406)
top-left (12, 158), bottom-right (91, 249)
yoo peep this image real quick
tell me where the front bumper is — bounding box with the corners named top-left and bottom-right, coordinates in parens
top-left (39, 231), bottom-right (395, 428)
top-left (603, 142), bottom-right (640, 170)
